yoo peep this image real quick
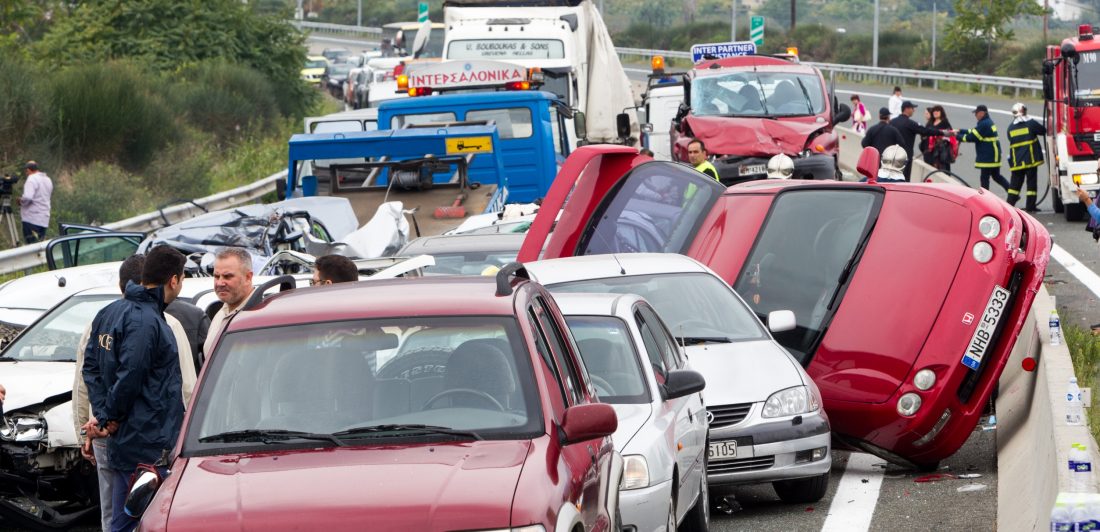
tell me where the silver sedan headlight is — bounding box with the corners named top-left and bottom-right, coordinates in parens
top-left (621, 454), bottom-right (650, 490)
top-left (762, 385), bottom-right (821, 418)
top-left (0, 415), bottom-right (47, 442)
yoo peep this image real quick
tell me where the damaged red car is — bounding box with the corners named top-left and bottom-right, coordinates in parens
top-left (518, 146), bottom-right (1050, 469)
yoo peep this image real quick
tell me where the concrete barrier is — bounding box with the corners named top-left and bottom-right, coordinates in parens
top-left (834, 125), bottom-right (949, 184)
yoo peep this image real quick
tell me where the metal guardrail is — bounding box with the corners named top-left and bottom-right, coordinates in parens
top-left (290, 20), bottom-right (382, 38)
top-left (0, 171), bottom-right (285, 276)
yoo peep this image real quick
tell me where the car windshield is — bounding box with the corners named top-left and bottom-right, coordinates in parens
top-left (305, 60), bottom-right (326, 69)
top-left (549, 273), bottom-right (767, 343)
top-left (0, 294), bottom-right (116, 362)
top-left (186, 316), bottom-right (541, 451)
top-left (691, 71), bottom-right (825, 117)
top-left (422, 250), bottom-right (520, 276)
top-left (732, 188), bottom-right (881, 364)
top-left (566, 316), bottom-right (649, 404)
top-left (328, 65), bottom-right (351, 76)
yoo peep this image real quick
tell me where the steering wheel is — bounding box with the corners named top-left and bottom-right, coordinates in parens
top-left (589, 375), bottom-right (615, 397)
top-left (423, 388), bottom-right (505, 411)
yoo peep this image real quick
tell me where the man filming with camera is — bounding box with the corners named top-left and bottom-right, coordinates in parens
top-left (18, 160), bottom-right (52, 244)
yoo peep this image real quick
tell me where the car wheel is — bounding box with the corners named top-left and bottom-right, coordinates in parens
top-left (772, 472), bottom-right (829, 503)
top-left (666, 489), bottom-right (677, 532)
top-left (1066, 201), bottom-right (1086, 222)
top-left (679, 457), bottom-right (709, 531)
top-left (915, 460), bottom-right (941, 473)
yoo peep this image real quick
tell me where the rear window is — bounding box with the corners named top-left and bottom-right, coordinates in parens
top-left (391, 112), bottom-right (457, 129)
top-left (467, 107), bottom-right (533, 139)
top-left (733, 188), bottom-right (882, 364)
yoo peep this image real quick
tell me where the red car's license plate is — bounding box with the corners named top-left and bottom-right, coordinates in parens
top-left (962, 285), bottom-right (1010, 370)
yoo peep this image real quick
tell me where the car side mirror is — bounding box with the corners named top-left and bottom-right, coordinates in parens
top-left (856, 146), bottom-right (881, 182)
top-left (661, 369), bottom-right (706, 400)
top-left (561, 403), bottom-right (617, 444)
top-left (833, 103), bottom-right (852, 125)
top-left (573, 111), bottom-right (588, 141)
top-left (767, 310), bottom-right (797, 333)
top-left (123, 469), bottom-right (162, 519)
top-left (616, 112), bottom-right (632, 140)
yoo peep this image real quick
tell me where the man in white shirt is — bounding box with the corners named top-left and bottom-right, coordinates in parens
top-left (18, 161), bottom-right (53, 244)
top-left (203, 247), bottom-right (255, 356)
top-left (887, 86), bottom-right (904, 120)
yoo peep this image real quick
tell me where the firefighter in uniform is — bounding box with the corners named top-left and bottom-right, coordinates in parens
top-left (1005, 103), bottom-right (1047, 212)
top-left (956, 104), bottom-right (1011, 192)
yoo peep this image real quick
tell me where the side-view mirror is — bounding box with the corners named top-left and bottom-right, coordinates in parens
top-left (411, 20), bottom-right (432, 59)
top-left (616, 113), bottom-right (632, 140)
top-left (833, 103), bottom-right (852, 126)
top-left (1043, 60), bottom-right (1057, 102)
top-left (661, 369), bottom-right (706, 400)
top-left (573, 111), bottom-right (588, 141)
top-left (856, 146), bottom-right (881, 182)
top-left (561, 403), bottom-right (617, 444)
top-left (123, 468), bottom-right (162, 519)
top-left (767, 310), bottom-right (797, 333)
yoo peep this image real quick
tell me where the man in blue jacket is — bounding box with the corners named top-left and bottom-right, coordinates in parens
top-left (83, 246), bottom-right (186, 532)
top-left (957, 104), bottom-right (1011, 192)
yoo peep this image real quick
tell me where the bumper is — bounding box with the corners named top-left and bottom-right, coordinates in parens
top-left (707, 410), bottom-right (831, 486)
top-left (619, 478), bottom-right (673, 532)
top-left (713, 153), bottom-right (837, 185)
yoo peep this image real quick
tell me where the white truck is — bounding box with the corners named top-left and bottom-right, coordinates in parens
top-left (442, 0), bottom-right (636, 145)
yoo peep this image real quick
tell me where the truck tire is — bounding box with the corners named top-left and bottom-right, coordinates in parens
top-left (1066, 201), bottom-right (1086, 222)
top-left (1053, 188), bottom-right (1065, 214)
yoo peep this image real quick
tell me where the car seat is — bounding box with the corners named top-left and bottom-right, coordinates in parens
top-left (578, 338), bottom-right (639, 397)
top-left (266, 347), bottom-right (373, 432)
top-left (437, 339), bottom-right (517, 409)
top-left (738, 85), bottom-right (764, 113)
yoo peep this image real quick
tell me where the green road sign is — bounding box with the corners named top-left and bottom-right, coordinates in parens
top-left (750, 16), bottom-right (764, 46)
top-left (418, 2), bottom-right (430, 22)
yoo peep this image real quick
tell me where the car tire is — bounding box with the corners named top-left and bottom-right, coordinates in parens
top-left (772, 472), bottom-right (829, 503)
top-left (915, 460), bottom-right (941, 473)
top-left (666, 488), bottom-right (677, 532)
top-left (679, 456), bottom-right (709, 531)
top-left (1066, 201), bottom-right (1086, 222)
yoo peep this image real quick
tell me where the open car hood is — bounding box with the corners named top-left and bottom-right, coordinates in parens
top-left (684, 115), bottom-right (825, 158)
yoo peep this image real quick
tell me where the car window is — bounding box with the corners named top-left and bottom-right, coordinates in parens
top-left (733, 188), bottom-right (882, 364)
top-left (466, 107), bottom-right (533, 139)
top-left (690, 71), bottom-right (825, 117)
top-left (566, 316), bottom-right (650, 404)
top-left (187, 316), bottom-right (542, 452)
top-left (533, 297), bottom-right (583, 404)
top-left (529, 308), bottom-right (569, 407)
top-left (577, 162), bottom-right (724, 256)
top-left (390, 112), bottom-right (457, 129)
top-left (634, 310), bottom-right (669, 382)
top-left (1, 295), bottom-right (116, 362)
top-left (421, 251), bottom-right (520, 276)
top-left (638, 304), bottom-right (683, 369)
top-left (548, 272), bottom-right (768, 344)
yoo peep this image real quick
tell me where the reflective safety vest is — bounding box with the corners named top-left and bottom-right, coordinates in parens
top-left (1006, 118), bottom-right (1046, 171)
top-left (957, 116), bottom-right (1002, 168)
top-left (695, 160), bottom-right (720, 181)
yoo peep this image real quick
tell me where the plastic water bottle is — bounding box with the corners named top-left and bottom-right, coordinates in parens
top-left (1069, 379), bottom-right (1084, 426)
top-left (1081, 498), bottom-right (1100, 532)
top-left (1052, 310), bottom-right (1063, 346)
top-left (1074, 501), bottom-right (1093, 532)
top-left (1053, 501), bottom-right (1073, 532)
top-left (1076, 444), bottom-right (1095, 493)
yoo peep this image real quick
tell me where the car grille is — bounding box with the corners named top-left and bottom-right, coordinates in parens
top-left (708, 455), bottom-right (775, 475)
top-left (707, 403), bottom-right (753, 428)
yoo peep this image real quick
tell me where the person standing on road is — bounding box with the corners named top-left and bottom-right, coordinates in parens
top-left (74, 254), bottom-right (196, 532)
top-left (687, 138), bottom-right (719, 181)
top-left (166, 296), bottom-right (210, 370)
top-left (890, 101), bottom-right (947, 181)
top-left (888, 86), bottom-right (904, 119)
top-left (18, 161), bottom-right (52, 244)
top-left (312, 254), bottom-right (359, 286)
top-left (203, 247), bottom-right (255, 356)
top-left (1006, 103), bottom-right (1047, 212)
top-left (957, 105), bottom-right (1011, 193)
top-left (924, 105), bottom-right (956, 172)
top-left (861, 107), bottom-right (905, 156)
top-left (83, 246), bottom-right (187, 532)
top-left (850, 94), bottom-right (870, 134)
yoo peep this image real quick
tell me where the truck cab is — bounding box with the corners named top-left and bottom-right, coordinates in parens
top-left (1044, 23), bottom-right (1100, 221)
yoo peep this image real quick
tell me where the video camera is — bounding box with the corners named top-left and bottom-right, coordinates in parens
top-left (0, 173), bottom-right (17, 196)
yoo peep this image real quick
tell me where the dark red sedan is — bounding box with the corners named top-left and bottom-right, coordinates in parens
top-left (519, 145), bottom-right (1050, 468)
top-left (135, 270), bottom-right (622, 531)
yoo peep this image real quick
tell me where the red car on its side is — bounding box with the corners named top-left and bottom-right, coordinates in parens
top-left (518, 145), bottom-right (1051, 468)
top-left (132, 270), bottom-right (623, 531)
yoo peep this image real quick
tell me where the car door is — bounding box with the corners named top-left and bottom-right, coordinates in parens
top-left (45, 232), bottom-right (144, 270)
top-left (517, 147), bottom-right (726, 263)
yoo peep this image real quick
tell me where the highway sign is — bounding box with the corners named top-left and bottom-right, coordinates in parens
top-left (751, 16), bottom-right (764, 46)
top-left (690, 41), bottom-right (757, 62)
top-left (418, 1), bottom-right (429, 22)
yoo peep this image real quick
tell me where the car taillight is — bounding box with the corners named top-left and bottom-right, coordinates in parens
top-left (977, 216), bottom-right (1000, 239)
top-left (505, 81), bottom-right (532, 90)
top-left (407, 87), bottom-right (432, 97)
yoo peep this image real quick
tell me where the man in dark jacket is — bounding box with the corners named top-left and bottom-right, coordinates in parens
top-left (83, 246), bottom-right (186, 532)
top-left (166, 299), bottom-right (209, 370)
top-left (890, 100), bottom-right (947, 181)
top-left (861, 107), bottom-right (905, 157)
top-left (957, 104), bottom-right (1011, 192)
top-left (1006, 103), bottom-right (1047, 211)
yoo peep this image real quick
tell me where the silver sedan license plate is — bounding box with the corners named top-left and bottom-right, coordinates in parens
top-left (961, 285), bottom-right (1010, 370)
top-left (740, 164), bottom-right (766, 176)
top-left (708, 440), bottom-right (738, 461)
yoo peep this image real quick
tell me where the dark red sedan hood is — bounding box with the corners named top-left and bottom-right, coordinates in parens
top-left (685, 115), bottom-right (825, 157)
top-left (164, 441), bottom-right (531, 531)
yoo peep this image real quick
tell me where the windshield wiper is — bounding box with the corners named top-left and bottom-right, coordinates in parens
top-left (794, 77), bottom-right (815, 115)
top-left (333, 424), bottom-right (482, 441)
top-left (679, 336), bottom-right (733, 346)
top-left (199, 429), bottom-right (345, 447)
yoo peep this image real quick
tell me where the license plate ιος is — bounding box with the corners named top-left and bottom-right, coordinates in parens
top-left (961, 285), bottom-right (1011, 370)
top-left (740, 164), bottom-right (766, 176)
top-left (708, 440), bottom-right (738, 461)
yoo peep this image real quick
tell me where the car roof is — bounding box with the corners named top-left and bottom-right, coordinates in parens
top-left (692, 55), bottom-right (817, 75)
top-left (228, 276), bottom-right (522, 331)
top-left (725, 179), bottom-right (973, 205)
top-left (552, 292), bottom-right (644, 319)
top-left (399, 232), bottom-right (526, 255)
top-left (523, 253), bottom-right (710, 286)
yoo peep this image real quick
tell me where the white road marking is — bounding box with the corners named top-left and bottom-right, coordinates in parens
top-left (1051, 243), bottom-right (1100, 300)
top-left (821, 452), bottom-right (885, 532)
top-left (834, 88), bottom-right (1014, 117)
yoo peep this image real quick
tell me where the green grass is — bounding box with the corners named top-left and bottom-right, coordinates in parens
top-left (1065, 321), bottom-right (1100, 443)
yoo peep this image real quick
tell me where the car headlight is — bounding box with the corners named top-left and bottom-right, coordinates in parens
top-left (977, 216), bottom-right (1000, 239)
top-left (621, 454), bottom-right (650, 490)
top-left (913, 369), bottom-right (937, 391)
top-left (1073, 173), bottom-right (1099, 185)
top-left (897, 393), bottom-right (922, 416)
top-left (762, 385), bottom-right (820, 418)
top-left (972, 241), bottom-right (994, 263)
top-left (0, 415), bottom-right (47, 442)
